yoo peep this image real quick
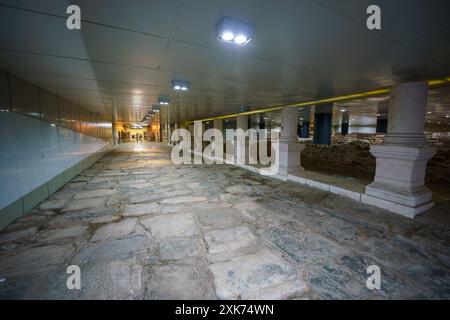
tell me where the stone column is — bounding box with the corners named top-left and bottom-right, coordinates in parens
top-left (112, 103), bottom-right (119, 145)
top-left (313, 104), bottom-right (333, 145)
top-left (250, 114), bottom-right (260, 130)
top-left (235, 115), bottom-right (249, 165)
top-left (213, 119), bottom-right (224, 161)
top-left (166, 105), bottom-right (171, 144)
top-left (279, 107), bottom-right (305, 176)
top-left (362, 81), bottom-right (436, 218)
top-left (193, 121), bottom-right (204, 164)
top-left (213, 119), bottom-right (223, 133)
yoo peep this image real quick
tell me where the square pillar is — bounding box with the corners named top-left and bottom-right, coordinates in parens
top-left (313, 104), bottom-right (333, 145)
top-left (279, 107), bottom-right (305, 176)
top-left (235, 115), bottom-right (249, 165)
top-left (362, 81), bottom-right (436, 218)
top-left (341, 110), bottom-right (349, 136)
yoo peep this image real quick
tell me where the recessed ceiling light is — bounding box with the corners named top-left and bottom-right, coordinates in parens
top-left (234, 34), bottom-right (248, 44)
top-left (340, 109), bottom-right (346, 112)
top-left (216, 17), bottom-right (253, 46)
top-left (172, 80), bottom-right (190, 91)
top-left (221, 31), bottom-right (234, 41)
top-left (158, 95), bottom-right (170, 105)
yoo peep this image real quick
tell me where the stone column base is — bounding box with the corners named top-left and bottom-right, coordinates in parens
top-left (361, 194), bottom-right (434, 219)
top-left (364, 145), bottom-right (436, 218)
top-left (278, 141), bottom-right (305, 176)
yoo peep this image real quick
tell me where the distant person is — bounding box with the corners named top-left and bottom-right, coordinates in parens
top-left (139, 133), bottom-right (143, 142)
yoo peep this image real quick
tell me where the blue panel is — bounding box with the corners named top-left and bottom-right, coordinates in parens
top-left (313, 113), bottom-right (332, 145)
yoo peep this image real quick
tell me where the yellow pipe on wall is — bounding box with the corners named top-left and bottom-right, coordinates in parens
top-left (184, 76), bottom-right (450, 125)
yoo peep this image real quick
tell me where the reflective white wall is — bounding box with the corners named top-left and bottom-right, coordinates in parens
top-left (0, 111), bottom-right (108, 210)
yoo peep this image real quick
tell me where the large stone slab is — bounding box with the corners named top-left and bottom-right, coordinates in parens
top-left (0, 227), bottom-right (38, 243)
top-left (123, 203), bottom-right (159, 217)
top-left (209, 249), bottom-right (307, 299)
top-left (90, 218), bottom-right (139, 242)
top-left (126, 183), bottom-right (155, 189)
top-left (63, 197), bottom-right (106, 212)
top-left (74, 189), bottom-right (117, 199)
top-left (129, 193), bottom-right (163, 204)
top-left (225, 185), bottom-right (255, 194)
top-left (159, 196), bottom-right (207, 205)
top-left (0, 244), bottom-right (75, 277)
top-left (73, 235), bottom-right (153, 264)
top-left (52, 257), bottom-right (144, 299)
top-left (204, 226), bottom-right (259, 262)
top-left (39, 199), bottom-right (68, 210)
top-left (160, 238), bottom-right (199, 260)
top-left (144, 263), bottom-right (216, 299)
top-left (119, 179), bottom-right (148, 186)
top-left (36, 226), bottom-right (87, 243)
top-left (141, 213), bottom-right (197, 239)
top-left (198, 209), bottom-right (241, 230)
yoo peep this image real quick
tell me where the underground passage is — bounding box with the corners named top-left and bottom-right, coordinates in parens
top-left (0, 0), bottom-right (449, 304)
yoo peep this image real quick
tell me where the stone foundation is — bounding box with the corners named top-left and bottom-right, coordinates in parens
top-left (301, 141), bottom-right (450, 185)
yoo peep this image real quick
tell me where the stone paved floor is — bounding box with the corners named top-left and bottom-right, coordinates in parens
top-left (0, 142), bottom-right (449, 299)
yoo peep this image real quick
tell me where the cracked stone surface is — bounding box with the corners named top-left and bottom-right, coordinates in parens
top-left (205, 226), bottom-right (260, 262)
top-left (141, 212), bottom-right (198, 239)
top-left (123, 203), bottom-right (159, 217)
top-left (0, 142), bottom-right (449, 300)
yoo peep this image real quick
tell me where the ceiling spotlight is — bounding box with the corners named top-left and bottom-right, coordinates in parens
top-left (221, 32), bottom-right (234, 41)
top-left (234, 34), bottom-right (248, 44)
top-left (340, 109), bottom-right (346, 112)
top-left (158, 95), bottom-right (170, 105)
top-left (216, 16), bottom-right (253, 46)
top-left (172, 80), bottom-right (190, 91)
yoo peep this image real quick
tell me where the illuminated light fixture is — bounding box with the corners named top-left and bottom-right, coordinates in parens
top-left (216, 16), bottom-right (253, 46)
top-left (158, 95), bottom-right (170, 105)
top-left (171, 80), bottom-right (190, 91)
top-left (234, 34), bottom-right (248, 45)
top-left (340, 109), bottom-right (347, 112)
top-left (221, 32), bottom-right (234, 41)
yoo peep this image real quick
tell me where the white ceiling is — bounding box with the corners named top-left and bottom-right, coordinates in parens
top-left (0, 0), bottom-right (449, 124)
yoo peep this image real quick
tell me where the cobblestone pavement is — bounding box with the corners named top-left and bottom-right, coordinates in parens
top-left (1, 142), bottom-right (449, 299)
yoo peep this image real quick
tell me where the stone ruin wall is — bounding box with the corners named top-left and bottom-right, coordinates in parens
top-left (301, 141), bottom-right (450, 185)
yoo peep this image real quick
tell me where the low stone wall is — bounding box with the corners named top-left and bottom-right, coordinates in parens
top-left (301, 141), bottom-right (450, 185)
top-left (301, 141), bottom-right (376, 179)
top-left (426, 148), bottom-right (450, 184)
